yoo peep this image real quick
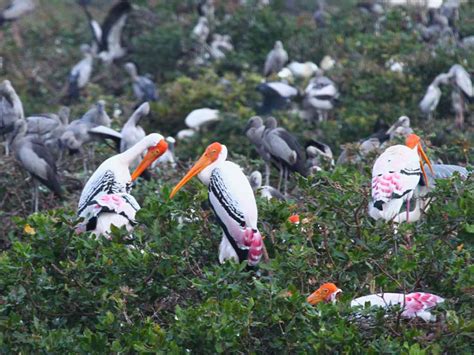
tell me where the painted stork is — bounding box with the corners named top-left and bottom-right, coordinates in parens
top-left (77, 133), bottom-right (168, 236)
top-left (176, 128), bottom-right (196, 141)
top-left (249, 171), bottom-right (286, 201)
top-left (369, 134), bottom-right (434, 223)
top-left (155, 136), bottom-right (177, 168)
top-left (120, 102), bottom-right (149, 170)
top-left (185, 108), bottom-right (220, 131)
top-left (262, 117), bottom-right (307, 194)
top-left (80, 0), bottom-right (132, 63)
top-left (306, 139), bottom-right (334, 173)
top-left (263, 41), bottom-right (288, 77)
top-left (10, 120), bottom-right (62, 212)
top-left (26, 106), bottom-right (70, 159)
top-left (308, 283), bottom-right (444, 322)
top-left (68, 44), bottom-right (94, 100)
top-left (419, 73), bottom-right (451, 120)
top-left (124, 63), bottom-right (158, 103)
top-left (256, 82), bottom-right (298, 115)
top-left (0, 0), bottom-right (35, 25)
top-left (0, 79), bottom-right (24, 155)
top-left (244, 116), bottom-right (272, 185)
top-left (304, 71), bottom-right (339, 122)
top-left (170, 142), bottom-right (264, 267)
top-left (447, 64), bottom-right (472, 128)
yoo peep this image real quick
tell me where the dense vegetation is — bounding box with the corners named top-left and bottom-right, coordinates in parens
top-left (0, 0), bottom-right (473, 352)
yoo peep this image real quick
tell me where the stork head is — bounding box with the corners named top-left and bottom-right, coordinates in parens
top-left (131, 134), bottom-right (168, 181)
top-left (405, 134), bottom-right (434, 185)
top-left (307, 283), bottom-right (342, 305)
top-left (170, 142), bottom-right (225, 198)
top-left (275, 40), bottom-right (283, 49)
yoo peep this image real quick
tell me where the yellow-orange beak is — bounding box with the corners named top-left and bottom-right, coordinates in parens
top-left (307, 290), bottom-right (325, 305)
top-left (131, 140), bottom-right (168, 181)
top-left (417, 145), bottom-right (434, 186)
top-left (169, 153), bottom-right (214, 199)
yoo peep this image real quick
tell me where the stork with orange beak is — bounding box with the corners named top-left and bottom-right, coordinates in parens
top-left (369, 134), bottom-right (434, 223)
top-left (170, 142), bottom-right (264, 266)
top-left (307, 283), bottom-right (342, 305)
top-left (77, 133), bottom-right (168, 236)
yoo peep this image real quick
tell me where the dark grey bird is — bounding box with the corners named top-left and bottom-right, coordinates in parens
top-left (244, 116), bottom-right (272, 185)
top-left (120, 102), bottom-right (149, 169)
top-left (26, 106), bottom-right (70, 159)
top-left (249, 171), bottom-right (286, 201)
top-left (60, 102), bottom-right (120, 172)
top-left (306, 139), bottom-right (334, 174)
top-left (304, 71), bottom-right (339, 122)
top-left (124, 63), bottom-right (158, 103)
top-left (256, 82), bottom-right (298, 115)
top-left (419, 72), bottom-right (451, 120)
top-left (80, 0), bottom-right (132, 63)
top-left (385, 115), bottom-right (413, 141)
top-left (0, 79), bottom-right (24, 155)
top-left (264, 41), bottom-right (288, 77)
top-left (262, 117), bottom-right (307, 195)
top-left (0, 0), bottom-right (35, 26)
top-left (313, 0), bottom-right (328, 28)
top-left (68, 44), bottom-right (94, 100)
top-left (10, 120), bottom-right (62, 212)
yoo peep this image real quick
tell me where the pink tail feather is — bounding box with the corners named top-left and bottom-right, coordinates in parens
top-left (244, 228), bottom-right (263, 266)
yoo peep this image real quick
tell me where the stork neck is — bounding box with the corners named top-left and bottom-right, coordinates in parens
top-left (119, 137), bottom-right (153, 166)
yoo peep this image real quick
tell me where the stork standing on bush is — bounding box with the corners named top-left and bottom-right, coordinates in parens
top-left (77, 133), bottom-right (168, 237)
top-left (170, 142), bottom-right (264, 267)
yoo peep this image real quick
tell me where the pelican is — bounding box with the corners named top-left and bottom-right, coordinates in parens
top-left (304, 71), bottom-right (339, 121)
top-left (256, 82), bottom-right (298, 115)
top-left (120, 102), bottom-right (149, 170)
top-left (10, 120), bottom-right (62, 212)
top-left (170, 142), bottom-right (264, 267)
top-left (26, 106), bottom-right (70, 159)
top-left (185, 108), bottom-right (220, 131)
top-left (262, 117), bottom-right (307, 194)
top-left (77, 133), bottom-right (168, 236)
top-left (263, 41), bottom-right (288, 77)
top-left (124, 63), bottom-right (158, 103)
top-left (249, 171), bottom-right (286, 201)
top-left (80, 1), bottom-right (132, 63)
top-left (419, 72), bottom-right (451, 120)
top-left (369, 134), bottom-right (434, 223)
top-left (68, 44), bottom-right (94, 100)
top-left (308, 283), bottom-right (444, 322)
top-left (0, 0), bottom-right (35, 25)
top-left (244, 116), bottom-right (272, 185)
top-left (0, 79), bottom-right (24, 155)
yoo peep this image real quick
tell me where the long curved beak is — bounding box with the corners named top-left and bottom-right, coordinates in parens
top-left (131, 140), bottom-right (168, 181)
top-left (169, 153), bottom-right (213, 198)
top-left (418, 145), bottom-right (434, 186)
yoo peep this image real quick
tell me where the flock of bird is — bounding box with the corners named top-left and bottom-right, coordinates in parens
top-left (0, 0), bottom-right (472, 323)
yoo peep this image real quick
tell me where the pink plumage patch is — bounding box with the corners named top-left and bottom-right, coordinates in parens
top-left (244, 228), bottom-right (263, 266)
top-left (402, 292), bottom-right (444, 318)
top-left (372, 172), bottom-right (403, 202)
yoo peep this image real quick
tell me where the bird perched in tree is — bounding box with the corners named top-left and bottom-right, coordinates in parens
top-left (308, 283), bottom-right (445, 322)
top-left (306, 139), bottom-right (334, 173)
top-left (26, 106), bottom-right (70, 159)
top-left (447, 64), bottom-right (472, 128)
top-left (192, 16), bottom-right (210, 45)
top-left (385, 115), bottom-right (413, 142)
top-left (170, 142), bottom-right (264, 267)
top-left (369, 134), bottom-right (433, 223)
top-left (264, 41), bottom-right (288, 77)
top-left (0, 79), bottom-right (24, 155)
top-left (419, 73), bottom-right (451, 120)
top-left (304, 71), bottom-right (339, 122)
top-left (244, 116), bottom-right (272, 185)
top-left (77, 134), bottom-right (168, 237)
top-left (10, 120), bottom-right (62, 212)
top-left (249, 171), bottom-right (286, 201)
top-left (68, 44), bottom-right (94, 100)
top-left (256, 82), bottom-right (298, 115)
top-left (262, 117), bottom-right (307, 194)
top-left (124, 63), bottom-right (158, 104)
top-left (120, 102), bottom-right (149, 171)
top-left (185, 108), bottom-right (220, 131)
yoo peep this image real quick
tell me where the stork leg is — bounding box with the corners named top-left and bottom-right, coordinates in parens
top-left (317, 110), bottom-right (323, 122)
top-left (4, 141), bottom-right (9, 156)
top-left (283, 168), bottom-right (289, 196)
top-left (32, 179), bottom-right (39, 213)
top-left (456, 94), bottom-right (465, 129)
top-left (406, 197), bottom-right (410, 223)
top-left (277, 164), bottom-right (284, 191)
top-left (264, 162), bottom-right (270, 186)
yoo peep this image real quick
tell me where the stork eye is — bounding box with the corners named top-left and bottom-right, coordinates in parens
top-left (323, 289), bottom-right (328, 294)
